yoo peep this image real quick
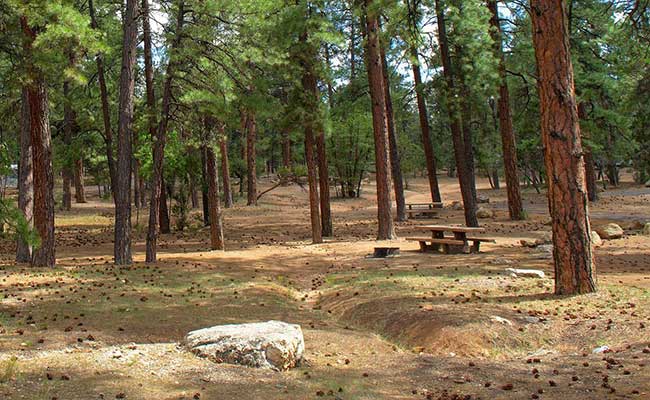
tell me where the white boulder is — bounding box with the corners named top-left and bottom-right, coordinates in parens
top-left (506, 268), bottom-right (546, 279)
top-left (183, 321), bottom-right (304, 371)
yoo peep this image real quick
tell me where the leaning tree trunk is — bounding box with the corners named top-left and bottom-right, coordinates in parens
top-left (17, 87), bottom-right (33, 263)
top-left (246, 111), bottom-right (258, 206)
top-left (21, 16), bottom-right (55, 268)
top-left (218, 130), bottom-right (234, 208)
top-left (362, 0), bottom-right (396, 240)
top-left (410, 46), bottom-right (442, 203)
top-left (89, 0), bottom-right (116, 197)
top-left (530, 0), bottom-right (596, 295)
top-left (488, 0), bottom-right (524, 220)
top-left (381, 40), bottom-right (406, 222)
top-left (205, 118), bottom-right (225, 250)
top-left (434, 0), bottom-right (478, 227)
top-left (113, 0), bottom-right (139, 265)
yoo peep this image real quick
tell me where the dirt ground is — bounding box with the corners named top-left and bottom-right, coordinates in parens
top-left (0, 173), bottom-right (649, 400)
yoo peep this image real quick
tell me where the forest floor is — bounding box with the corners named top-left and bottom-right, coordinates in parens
top-left (0, 173), bottom-right (649, 400)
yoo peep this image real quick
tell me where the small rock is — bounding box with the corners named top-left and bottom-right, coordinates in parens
top-left (476, 207), bottom-right (494, 219)
top-left (520, 239), bottom-right (538, 248)
top-left (593, 346), bottom-right (610, 354)
top-left (451, 201), bottom-right (463, 210)
top-left (642, 223), bottom-right (650, 236)
top-left (477, 194), bottom-right (490, 204)
top-left (506, 268), bottom-right (546, 279)
top-left (591, 231), bottom-right (602, 247)
top-left (490, 316), bottom-right (513, 326)
top-left (596, 223), bottom-right (624, 240)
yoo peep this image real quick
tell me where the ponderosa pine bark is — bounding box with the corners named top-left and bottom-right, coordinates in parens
top-left (530, 0), bottom-right (596, 295)
top-left (362, 0), bottom-right (396, 240)
top-left (205, 118), bottom-right (225, 250)
top-left (380, 40), bottom-right (406, 222)
top-left (17, 87), bottom-right (33, 263)
top-left (219, 130), bottom-right (234, 208)
top-left (488, 0), bottom-right (524, 220)
top-left (201, 146), bottom-right (210, 225)
top-left (159, 177), bottom-right (171, 234)
top-left (246, 111), bottom-right (258, 206)
top-left (89, 0), bottom-right (116, 197)
top-left (434, 0), bottom-right (478, 227)
top-left (114, 0), bottom-right (139, 265)
top-left (21, 16), bottom-right (55, 268)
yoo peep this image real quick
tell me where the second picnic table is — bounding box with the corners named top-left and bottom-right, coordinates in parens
top-left (407, 225), bottom-right (496, 254)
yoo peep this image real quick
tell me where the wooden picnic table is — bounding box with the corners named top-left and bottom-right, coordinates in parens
top-left (406, 225), bottom-right (495, 254)
top-left (405, 203), bottom-right (443, 219)
top-left (406, 202), bottom-right (444, 209)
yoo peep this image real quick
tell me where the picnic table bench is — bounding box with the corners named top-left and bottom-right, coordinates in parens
top-left (406, 225), bottom-right (496, 254)
top-left (405, 202), bottom-right (443, 219)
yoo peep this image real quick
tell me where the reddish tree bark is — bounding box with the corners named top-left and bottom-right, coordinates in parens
top-left (530, 0), bottom-right (596, 294)
top-left (17, 87), bottom-right (33, 263)
top-left (362, 0), bottom-right (396, 239)
top-left (22, 16), bottom-right (55, 268)
top-left (113, 0), bottom-right (139, 265)
top-left (434, 0), bottom-right (478, 227)
top-left (488, 0), bottom-right (524, 220)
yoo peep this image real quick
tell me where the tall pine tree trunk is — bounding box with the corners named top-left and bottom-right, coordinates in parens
top-left (300, 29), bottom-right (323, 244)
top-left (488, 0), bottom-right (524, 220)
top-left (22, 16), bottom-right (55, 268)
top-left (410, 47), bottom-right (442, 203)
top-left (74, 158), bottom-right (86, 203)
top-left (281, 128), bottom-right (292, 169)
top-left (362, 1), bottom-right (395, 240)
top-left (530, 0), bottom-right (596, 295)
top-left (205, 118), bottom-right (225, 250)
top-left (62, 77), bottom-right (73, 211)
top-left (113, 0), bottom-right (139, 265)
top-left (89, 0), bottom-right (116, 197)
top-left (380, 41), bottom-right (406, 222)
top-left (246, 111), bottom-right (258, 206)
top-left (219, 130), bottom-right (234, 208)
top-left (17, 87), bottom-right (33, 263)
top-left (434, 0), bottom-right (478, 227)
top-left (201, 146), bottom-right (210, 225)
top-left (145, 0), bottom-right (183, 261)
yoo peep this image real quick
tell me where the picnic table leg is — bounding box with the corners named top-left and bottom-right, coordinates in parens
top-left (472, 240), bottom-right (481, 253)
top-left (431, 231), bottom-right (444, 252)
top-left (450, 232), bottom-right (471, 254)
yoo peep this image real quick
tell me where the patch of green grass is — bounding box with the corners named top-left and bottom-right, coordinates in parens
top-left (0, 357), bottom-right (19, 383)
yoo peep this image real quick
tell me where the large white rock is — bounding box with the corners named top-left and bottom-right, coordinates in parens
top-left (183, 321), bottom-right (304, 371)
top-left (476, 206), bottom-right (494, 219)
top-left (596, 223), bottom-right (624, 240)
top-left (591, 231), bottom-right (603, 247)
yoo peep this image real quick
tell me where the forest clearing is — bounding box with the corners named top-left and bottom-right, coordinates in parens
top-left (2, 0), bottom-right (650, 398)
top-left (0, 176), bottom-right (649, 399)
